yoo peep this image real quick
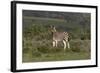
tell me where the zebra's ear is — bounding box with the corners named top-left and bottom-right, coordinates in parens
top-left (50, 25), bottom-right (53, 28)
top-left (53, 26), bottom-right (56, 32)
top-left (50, 25), bottom-right (55, 29)
top-left (53, 26), bottom-right (56, 28)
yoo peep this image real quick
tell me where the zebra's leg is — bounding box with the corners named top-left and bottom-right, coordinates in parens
top-left (67, 41), bottom-right (70, 49)
top-left (53, 41), bottom-right (55, 47)
top-left (55, 40), bottom-right (58, 47)
top-left (63, 40), bottom-right (66, 50)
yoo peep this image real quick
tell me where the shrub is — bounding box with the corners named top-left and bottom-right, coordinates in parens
top-left (32, 50), bottom-right (42, 57)
top-left (37, 45), bottom-right (49, 53)
top-left (70, 40), bottom-right (90, 52)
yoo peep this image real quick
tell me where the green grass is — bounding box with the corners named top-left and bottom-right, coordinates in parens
top-left (23, 51), bottom-right (90, 63)
top-left (22, 39), bottom-right (91, 63)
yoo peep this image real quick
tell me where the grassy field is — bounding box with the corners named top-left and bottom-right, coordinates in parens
top-left (22, 16), bottom-right (91, 63)
top-left (22, 38), bottom-right (91, 62)
top-left (23, 52), bottom-right (90, 62)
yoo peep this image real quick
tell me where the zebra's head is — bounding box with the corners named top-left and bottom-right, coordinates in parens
top-left (50, 25), bottom-right (56, 32)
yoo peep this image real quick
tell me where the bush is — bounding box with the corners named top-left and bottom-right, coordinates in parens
top-left (32, 50), bottom-right (42, 57)
top-left (37, 45), bottom-right (49, 53)
top-left (70, 40), bottom-right (90, 52)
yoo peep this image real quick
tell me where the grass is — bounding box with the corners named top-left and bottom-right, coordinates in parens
top-left (22, 39), bottom-right (91, 63)
top-left (23, 51), bottom-right (90, 63)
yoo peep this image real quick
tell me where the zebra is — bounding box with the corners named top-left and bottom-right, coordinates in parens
top-left (50, 26), bottom-right (70, 50)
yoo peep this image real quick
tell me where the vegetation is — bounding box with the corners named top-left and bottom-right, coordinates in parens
top-left (22, 10), bottom-right (91, 63)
